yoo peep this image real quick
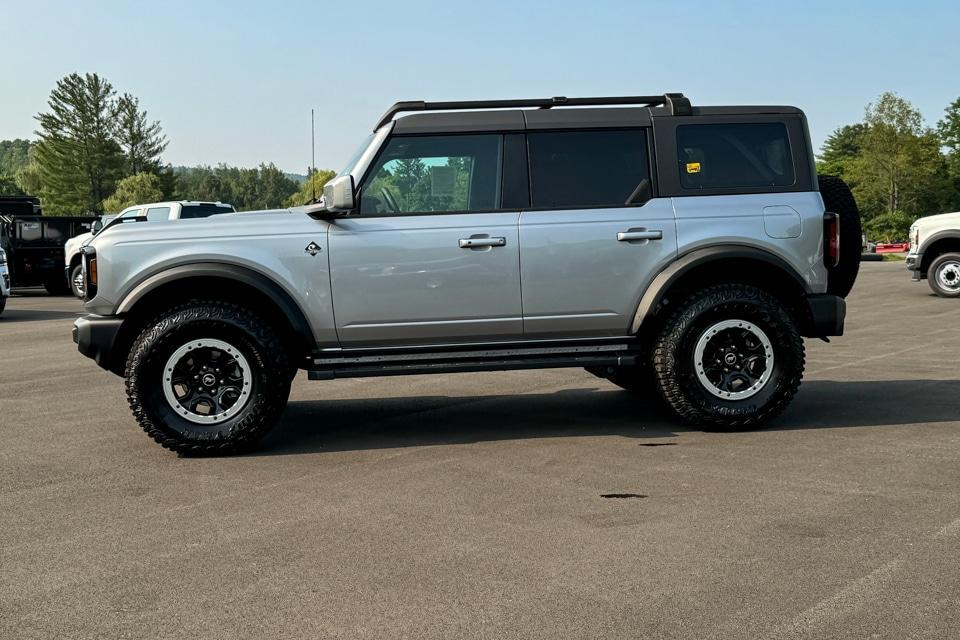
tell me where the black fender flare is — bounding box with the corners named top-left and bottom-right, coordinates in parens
top-left (115, 262), bottom-right (315, 348)
top-left (630, 245), bottom-right (812, 333)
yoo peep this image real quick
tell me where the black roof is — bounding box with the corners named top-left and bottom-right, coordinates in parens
top-left (388, 95), bottom-right (803, 135)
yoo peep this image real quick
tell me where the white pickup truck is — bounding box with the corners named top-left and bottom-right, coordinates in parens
top-left (64, 201), bottom-right (234, 297)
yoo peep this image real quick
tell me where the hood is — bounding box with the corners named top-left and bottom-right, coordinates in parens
top-left (915, 211), bottom-right (960, 227)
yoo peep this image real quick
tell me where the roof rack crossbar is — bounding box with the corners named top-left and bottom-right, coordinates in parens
top-left (374, 93), bottom-right (690, 130)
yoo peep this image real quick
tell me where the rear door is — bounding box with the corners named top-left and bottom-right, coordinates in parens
top-left (328, 133), bottom-right (524, 347)
top-left (519, 129), bottom-right (678, 338)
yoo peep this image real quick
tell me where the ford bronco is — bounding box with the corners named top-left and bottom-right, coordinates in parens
top-left (72, 93), bottom-right (862, 454)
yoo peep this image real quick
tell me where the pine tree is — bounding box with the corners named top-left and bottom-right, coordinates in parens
top-left (116, 93), bottom-right (167, 175)
top-left (33, 73), bottom-right (125, 214)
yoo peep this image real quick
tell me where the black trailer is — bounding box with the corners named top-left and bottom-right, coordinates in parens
top-left (0, 198), bottom-right (97, 294)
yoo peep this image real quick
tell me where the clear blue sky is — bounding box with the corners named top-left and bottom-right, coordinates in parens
top-left (2, 0), bottom-right (957, 173)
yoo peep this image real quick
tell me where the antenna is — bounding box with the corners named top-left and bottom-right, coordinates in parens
top-left (310, 108), bottom-right (316, 202)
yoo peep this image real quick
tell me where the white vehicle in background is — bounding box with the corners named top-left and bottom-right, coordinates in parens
top-left (906, 211), bottom-right (960, 297)
top-left (0, 247), bottom-right (10, 316)
top-left (64, 201), bottom-right (235, 298)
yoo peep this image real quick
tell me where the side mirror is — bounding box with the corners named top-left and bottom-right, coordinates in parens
top-left (323, 175), bottom-right (355, 212)
top-left (92, 220), bottom-right (103, 234)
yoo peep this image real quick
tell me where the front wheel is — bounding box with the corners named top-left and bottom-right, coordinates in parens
top-left (927, 253), bottom-right (960, 298)
top-left (652, 284), bottom-right (805, 430)
top-left (125, 301), bottom-right (291, 455)
top-left (70, 264), bottom-right (85, 298)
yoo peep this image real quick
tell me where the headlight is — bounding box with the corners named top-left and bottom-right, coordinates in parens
top-left (909, 225), bottom-right (920, 247)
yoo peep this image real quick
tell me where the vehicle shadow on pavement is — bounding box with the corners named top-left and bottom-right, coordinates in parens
top-left (0, 306), bottom-right (84, 322)
top-left (261, 387), bottom-right (684, 455)
top-left (258, 379), bottom-right (960, 456)
top-left (772, 379), bottom-right (960, 431)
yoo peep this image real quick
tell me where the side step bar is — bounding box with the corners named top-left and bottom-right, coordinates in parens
top-left (307, 343), bottom-right (637, 380)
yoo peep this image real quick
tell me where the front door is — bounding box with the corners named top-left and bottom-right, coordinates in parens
top-left (519, 129), bottom-right (678, 338)
top-left (328, 133), bottom-right (523, 347)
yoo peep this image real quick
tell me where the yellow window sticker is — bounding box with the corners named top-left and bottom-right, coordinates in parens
top-left (686, 162), bottom-right (701, 174)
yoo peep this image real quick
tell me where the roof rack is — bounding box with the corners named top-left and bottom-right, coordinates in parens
top-left (374, 93), bottom-right (691, 130)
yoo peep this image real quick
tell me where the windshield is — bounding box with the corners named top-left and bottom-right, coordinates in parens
top-left (338, 134), bottom-right (375, 177)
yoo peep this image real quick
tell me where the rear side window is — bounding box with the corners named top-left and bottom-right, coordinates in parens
top-left (677, 123), bottom-right (794, 190)
top-left (145, 206), bottom-right (171, 221)
top-left (180, 204), bottom-right (235, 219)
top-left (527, 130), bottom-right (649, 208)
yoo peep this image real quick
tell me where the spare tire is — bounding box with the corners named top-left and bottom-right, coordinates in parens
top-left (818, 175), bottom-right (862, 298)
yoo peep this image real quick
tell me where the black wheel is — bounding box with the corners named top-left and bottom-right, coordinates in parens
top-left (927, 252), bottom-right (960, 298)
top-left (44, 279), bottom-right (70, 296)
top-left (69, 264), bottom-right (85, 298)
top-left (125, 301), bottom-right (291, 455)
top-left (652, 284), bottom-right (805, 430)
top-left (818, 175), bottom-right (862, 298)
top-left (0, 296), bottom-right (6, 316)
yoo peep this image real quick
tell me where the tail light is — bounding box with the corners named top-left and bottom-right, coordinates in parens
top-left (823, 212), bottom-right (840, 268)
top-left (81, 247), bottom-right (97, 300)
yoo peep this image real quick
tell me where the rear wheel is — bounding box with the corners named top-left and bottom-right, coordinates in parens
top-left (927, 252), bottom-right (960, 298)
top-left (818, 175), bottom-right (862, 298)
top-left (0, 296), bottom-right (6, 316)
top-left (125, 301), bottom-right (291, 455)
top-left (69, 264), bottom-right (85, 298)
top-left (652, 284), bottom-right (805, 430)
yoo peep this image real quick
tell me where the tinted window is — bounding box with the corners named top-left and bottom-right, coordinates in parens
top-left (146, 206), bottom-right (171, 221)
top-left (676, 123), bottom-right (794, 190)
top-left (180, 204), bottom-right (235, 219)
top-left (527, 130), bottom-right (650, 208)
top-left (360, 134), bottom-right (503, 214)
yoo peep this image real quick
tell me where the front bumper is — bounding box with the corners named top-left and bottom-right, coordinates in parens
top-left (73, 315), bottom-right (125, 374)
top-left (804, 294), bottom-right (846, 337)
top-left (905, 252), bottom-right (923, 280)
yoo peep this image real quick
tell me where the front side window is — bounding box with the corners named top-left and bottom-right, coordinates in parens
top-left (677, 123), bottom-right (795, 190)
top-left (360, 134), bottom-right (503, 215)
top-left (146, 206), bottom-right (171, 221)
top-left (527, 130), bottom-right (650, 208)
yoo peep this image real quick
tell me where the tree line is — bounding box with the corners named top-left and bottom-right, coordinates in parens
top-left (0, 73), bottom-right (332, 214)
top-left (817, 92), bottom-right (960, 241)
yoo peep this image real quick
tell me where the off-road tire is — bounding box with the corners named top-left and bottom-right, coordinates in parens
top-left (927, 252), bottom-right (960, 298)
top-left (652, 284), bottom-right (805, 430)
top-left (69, 264), bottom-right (85, 298)
top-left (818, 175), bottom-right (862, 298)
top-left (125, 301), bottom-right (291, 455)
top-left (0, 296), bottom-right (6, 316)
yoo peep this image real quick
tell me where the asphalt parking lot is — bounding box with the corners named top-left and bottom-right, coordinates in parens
top-left (2, 260), bottom-right (959, 639)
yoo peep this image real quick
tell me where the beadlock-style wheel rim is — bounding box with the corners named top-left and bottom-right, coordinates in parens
top-left (694, 319), bottom-right (775, 401)
top-left (936, 261), bottom-right (960, 291)
top-left (162, 338), bottom-right (252, 425)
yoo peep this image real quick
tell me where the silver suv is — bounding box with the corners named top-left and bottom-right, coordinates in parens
top-left (73, 93), bottom-right (862, 455)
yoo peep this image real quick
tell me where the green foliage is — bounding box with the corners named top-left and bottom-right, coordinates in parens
top-left (0, 139), bottom-right (31, 177)
top-left (816, 124), bottom-right (866, 178)
top-left (820, 92), bottom-right (959, 239)
top-left (863, 210), bottom-right (915, 243)
top-left (33, 73), bottom-right (125, 214)
top-left (173, 163), bottom-right (301, 211)
top-left (0, 174), bottom-right (24, 195)
top-left (283, 169), bottom-right (336, 207)
top-left (102, 172), bottom-right (165, 212)
top-left (115, 93), bottom-right (167, 175)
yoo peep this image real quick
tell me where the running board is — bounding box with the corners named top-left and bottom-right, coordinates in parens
top-left (307, 344), bottom-right (636, 380)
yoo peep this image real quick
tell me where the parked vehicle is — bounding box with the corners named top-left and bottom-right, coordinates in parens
top-left (72, 92), bottom-right (862, 455)
top-left (0, 247), bottom-right (10, 316)
top-left (906, 211), bottom-right (960, 297)
top-left (0, 197), bottom-right (97, 294)
top-left (64, 202), bottom-right (235, 298)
